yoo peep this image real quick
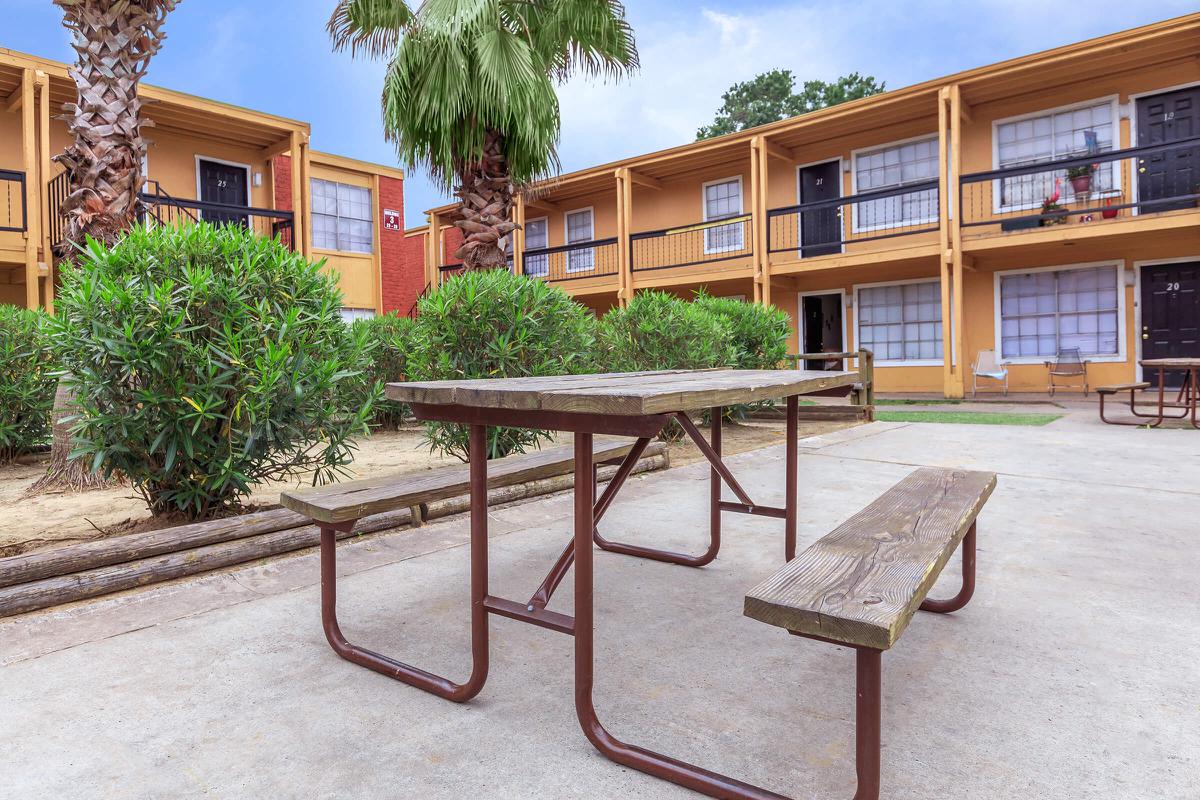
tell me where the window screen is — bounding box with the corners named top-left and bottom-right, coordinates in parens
top-left (854, 138), bottom-right (939, 229)
top-left (704, 179), bottom-right (744, 252)
top-left (999, 265), bottom-right (1119, 358)
top-left (311, 178), bottom-right (373, 253)
top-left (858, 281), bottom-right (943, 362)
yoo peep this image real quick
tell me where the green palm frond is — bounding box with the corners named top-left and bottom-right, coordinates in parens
top-left (330, 0), bottom-right (637, 190)
top-left (328, 0), bottom-right (415, 57)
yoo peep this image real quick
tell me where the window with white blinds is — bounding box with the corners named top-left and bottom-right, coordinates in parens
top-left (995, 100), bottom-right (1115, 207)
top-left (857, 280), bottom-right (943, 363)
top-left (311, 178), bottom-right (373, 253)
top-left (566, 208), bottom-right (594, 272)
top-left (853, 137), bottom-right (939, 230)
top-left (703, 178), bottom-right (744, 253)
top-left (998, 265), bottom-right (1120, 359)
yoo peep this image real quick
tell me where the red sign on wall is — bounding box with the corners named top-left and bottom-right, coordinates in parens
top-left (383, 208), bottom-right (401, 231)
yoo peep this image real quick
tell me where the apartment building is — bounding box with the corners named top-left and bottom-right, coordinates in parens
top-left (0, 46), bottom-right (412, 319)
top-left (419, 14), bottom-right (1199, 397)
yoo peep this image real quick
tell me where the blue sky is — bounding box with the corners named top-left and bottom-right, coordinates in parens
top-left (4, 0), bottom-right (1192, 226)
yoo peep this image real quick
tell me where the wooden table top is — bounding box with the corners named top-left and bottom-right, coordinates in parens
top-left (1140, 358), bottom-right (1200, 368)
top-left (386, 369), bottom-right (859, 416)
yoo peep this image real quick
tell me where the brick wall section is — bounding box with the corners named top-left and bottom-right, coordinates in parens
top-left (271, 155), bottom-right (293, 212)
top-left (378, 175), bottom-right (423, 315)
top-left (441, 226), bottom-right (465, 266)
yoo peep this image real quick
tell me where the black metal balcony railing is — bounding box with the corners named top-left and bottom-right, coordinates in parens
top-left (1, 169), bottom-right (27, 233)
top-left (767, 179), bottom-right (940, 257)
top-left (960, 136), bottom-right (1200, 231)
top-left (631, 214), bottom-right (751, 273)
top-left (45, 177), bottom-right (295, 250)
top-left (522, 237), bottom-right (619, 281)
top-left (141, 180), bottom-right (295, 248)
top-left (437, 263), bottom-right (466, 283)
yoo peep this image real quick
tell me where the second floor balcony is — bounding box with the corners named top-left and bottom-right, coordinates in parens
top-left (46, 175), bottom-right (296, 253)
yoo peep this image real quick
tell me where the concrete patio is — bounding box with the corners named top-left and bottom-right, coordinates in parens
top-left (2, 411), bottom-right (1197, 799)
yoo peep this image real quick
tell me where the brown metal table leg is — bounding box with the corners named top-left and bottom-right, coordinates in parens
top-left (785, 394), bottom-right (798, 562)
top-left (920, 521), bottom-right (977, 614)
top-left (317, 423), bottom-right (490, 702)
top-left (573, 434), bottom-right (884, 800)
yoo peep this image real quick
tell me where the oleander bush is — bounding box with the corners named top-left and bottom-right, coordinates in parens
top-left (0, 306), bottom-right (57, 464)
top-left (692, 290), bottom-right (791, 419)
top-left (692, 290), bottom-right (790, 370)
top-left (49, 223), bottom-right (376, 519)
top-left (354, 312), bottom-right (416, 430)
top-left (408, 269), bottom-right (597, 461)
top-left (596, 289), bottom-right (736, 373)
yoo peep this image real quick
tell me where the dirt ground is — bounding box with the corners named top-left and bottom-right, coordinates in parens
top-left (0, 417), bottom-right (855, 557)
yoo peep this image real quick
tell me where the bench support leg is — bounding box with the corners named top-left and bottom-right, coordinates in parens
top-left (919, 521), bottom-right (976, 614)
top-left (317, 424), bottom-right (491, 703)
top-left (574, 433), bottom-right (884, 800)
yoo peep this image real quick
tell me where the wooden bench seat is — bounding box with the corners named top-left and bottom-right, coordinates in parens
top-left (745, 467), bottom-right (996, 649)
top-left (742, 467), bottom-right (996, 799)
top-left (280, 438), bottom-right (645, 525)
top-left (1096, 381), bottom-right (1151, 394)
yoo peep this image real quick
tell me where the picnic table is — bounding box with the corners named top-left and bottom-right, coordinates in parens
top-left (1141, 358), bottom-right (1199, 428)
top-left (384, 368), bottom-right (857, 797)
top-left (1100, 359), bottom-right (1200, 427)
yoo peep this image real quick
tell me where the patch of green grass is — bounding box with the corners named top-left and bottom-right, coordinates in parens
top-left (876, 410), bottom-right (1062, 426)
top-left (876, 398), bottom-right (963, 406)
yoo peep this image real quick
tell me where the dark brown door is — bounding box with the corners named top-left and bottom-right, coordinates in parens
top-left (197, 159), bottom-right (249, 226)
top-left (798, 160), bottom-right (841, 257)
top-left (1136, 87), bottom-right (1199, 213)
top-left (1141, 261), bottom-right (1199, 386)
top-left (801, 293), bottom-right (844, 370)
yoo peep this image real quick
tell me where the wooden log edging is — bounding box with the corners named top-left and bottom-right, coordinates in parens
top-left (0, 449), bottom-right (668, 619)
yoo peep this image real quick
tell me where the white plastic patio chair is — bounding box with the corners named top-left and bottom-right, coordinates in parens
top-left (971, 349), bottom-right (1008, 397)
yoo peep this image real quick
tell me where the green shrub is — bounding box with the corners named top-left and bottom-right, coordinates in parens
top-left (596, 290), bottom-right (735, 373)
top-left (692, 290), bottom-right (790, 370)
top-left (353, 312), bottom-right (415, 430)
top-left (408, 269), bottom-right (596, 461)
top-left (0, 306), bottom-right (56, 464)
top-left (49, 223), bottom-right (376, 519)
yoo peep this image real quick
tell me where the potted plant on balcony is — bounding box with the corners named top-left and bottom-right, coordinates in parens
top-left (1040, 184), bottom-right (1068, 226)
top-left (1066, 162), bottom-right (1097, 194)
top-left (1102, 197), bottom-right (1119, 219)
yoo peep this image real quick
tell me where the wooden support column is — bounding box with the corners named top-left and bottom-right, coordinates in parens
top-left (616, 167), bottom-right (632, 306)
top-left (757, 136), bottom-right (771, 308)
top-left (288, 130), bottom-right (304, 256)
top-left (426, 211), bottom-right (440, 287)
top-left (948, 84), bottom-right (966, 399)
top-left (749, 137), bottom-right (763, 305)
top-left (936, 86), bottom-right (956, 398)
top-left (513, 194), bottom-right (525, 277)
top-left (298, 136), bottom-right (313, 260)
top-left (20, 68), bottom-right (40, 309)
top-left (36, 70), bottom-right (52, 313)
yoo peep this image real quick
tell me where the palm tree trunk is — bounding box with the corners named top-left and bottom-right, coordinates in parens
top-left (36, 0), bottom-right (179, 493)
top-left (452, 129), bottom-right (518, 270)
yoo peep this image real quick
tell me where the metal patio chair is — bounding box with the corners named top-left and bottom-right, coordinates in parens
top-left (1045, 347), bottom-right (1089, 396)
top-left (971, 349), bottom-right (1008, 397)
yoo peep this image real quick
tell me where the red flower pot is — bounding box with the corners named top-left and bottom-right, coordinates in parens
top-left (1070, 175), bottom-right (1092, 194)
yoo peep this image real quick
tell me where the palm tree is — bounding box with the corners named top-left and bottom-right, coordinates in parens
top-left (53, 0), bottom-right (179, 249)
top-left (33, 0), bottom-right (179, 492)
top-left (329, 0), bottom-right (638, 270)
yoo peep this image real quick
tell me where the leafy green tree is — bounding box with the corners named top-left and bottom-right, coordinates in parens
top-left (328, 0), bottom-right (638, 270)
top-left (697, 70), bottom-right (885, 139)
